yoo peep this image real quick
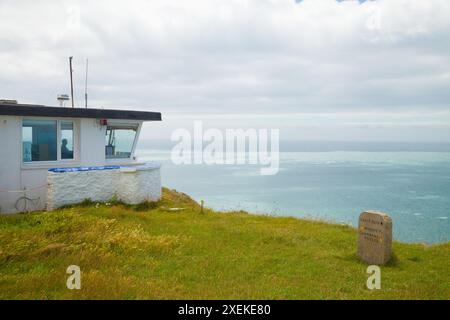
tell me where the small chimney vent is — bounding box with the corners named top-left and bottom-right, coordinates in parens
top-left (57, 94), bottom-right (70, 107)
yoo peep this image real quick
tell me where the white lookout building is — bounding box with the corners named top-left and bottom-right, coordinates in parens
top-left (0, 101), bottom-right (162, 214)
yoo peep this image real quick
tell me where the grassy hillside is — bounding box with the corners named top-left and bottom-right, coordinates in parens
top-left (0, 188), bottom-right (449, 299)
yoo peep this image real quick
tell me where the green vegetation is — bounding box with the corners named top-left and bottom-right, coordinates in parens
top-left (0, 188), bottom-right (449, 299)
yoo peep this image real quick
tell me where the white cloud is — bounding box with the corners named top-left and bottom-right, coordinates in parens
top-left (1, 0), bottom-right (450, 140)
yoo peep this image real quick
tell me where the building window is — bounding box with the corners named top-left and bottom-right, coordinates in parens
top-left (105, 125), bottom-right (138, 159)
top-left (61, 121), bottom-right (74, 159)
top-left (22, 119), bottom-right (77, 163)
top-left (22, 120), bottom-right (57, 162)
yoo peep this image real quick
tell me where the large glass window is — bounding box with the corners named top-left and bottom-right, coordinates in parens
top-left (105, 126), bottom-right (138, 159)
top-left (22, 120), bottom-right (57, 162)
top-left (61, 121), bottom-right (74, 159)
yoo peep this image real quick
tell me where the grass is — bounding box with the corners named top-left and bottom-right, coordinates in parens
top-left (0, 188), bottom-right (449, 300)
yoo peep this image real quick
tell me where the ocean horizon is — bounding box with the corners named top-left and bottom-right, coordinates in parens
top-left (136, 140), bottom-right (450, 244)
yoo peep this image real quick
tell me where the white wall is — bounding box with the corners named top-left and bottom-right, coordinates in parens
top-left (0, 116), bottom-right (22, 213)
top-left (47, 164), bottom-right (161, 210)
top-left (0, 115), bottom-right (149, 214)
top-left (80, 118), bottom-right (107, 165)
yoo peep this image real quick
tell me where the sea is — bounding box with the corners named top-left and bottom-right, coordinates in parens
top-left (137, 141), bottom-right (450, 244)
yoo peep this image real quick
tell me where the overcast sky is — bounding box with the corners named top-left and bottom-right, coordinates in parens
top-left (1, 0), bottom-right (450, 141)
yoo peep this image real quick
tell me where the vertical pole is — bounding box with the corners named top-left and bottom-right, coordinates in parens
top-left (23, 188), bottom-right (27, 212)
top-left (69, 56), bottom-right (74, 108)
top-left (85, 58), bottom-right (88, 108)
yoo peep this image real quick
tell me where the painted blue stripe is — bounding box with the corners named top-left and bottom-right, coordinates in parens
top-left (48, 165), bottom-right (121, 173)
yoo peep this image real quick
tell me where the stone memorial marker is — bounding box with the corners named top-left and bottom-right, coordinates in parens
top-left (357, 211), bottom-right (392, 265)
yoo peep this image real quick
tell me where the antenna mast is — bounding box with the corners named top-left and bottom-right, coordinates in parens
top-left (85, 58), bottom-right (88, 108)
top-left (69, 56), bottom-right (74, 108)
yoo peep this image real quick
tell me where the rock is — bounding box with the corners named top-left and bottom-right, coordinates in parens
top-left (357, 211), bottom-right (392, 265)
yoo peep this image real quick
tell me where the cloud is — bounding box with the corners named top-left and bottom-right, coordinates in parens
top-left (0, 0), bottom-right (450, 140)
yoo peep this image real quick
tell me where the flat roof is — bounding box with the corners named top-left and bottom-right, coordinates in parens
top-left (0, 103), bottom-right (162, 121)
